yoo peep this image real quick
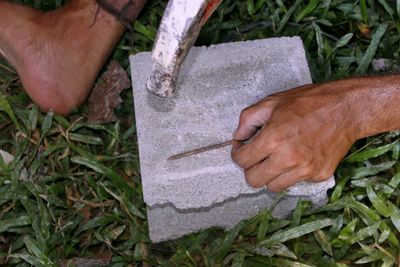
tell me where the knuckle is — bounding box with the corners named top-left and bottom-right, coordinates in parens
top-left (317, 168), bottom-right (334, 181)
top-left (285, 151), bottom-right (301, 166)
top-left (239, 106), bottom-right (255, 124)
top-left (245, 173), bottom-right (263, 188)
top-left (231, 150), bottom-right (247, 168)
top-left (267, 184), bottom-right (284, 192)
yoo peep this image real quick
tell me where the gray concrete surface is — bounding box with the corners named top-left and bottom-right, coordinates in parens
top-left (130, 37), bottom-right (335, 242)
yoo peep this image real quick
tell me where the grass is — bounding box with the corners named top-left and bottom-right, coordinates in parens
top-left (1, 0), bottom-right (400, 266)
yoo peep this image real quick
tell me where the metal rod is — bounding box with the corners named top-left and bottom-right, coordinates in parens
top-left (168, 140), bottom-right (233, 161)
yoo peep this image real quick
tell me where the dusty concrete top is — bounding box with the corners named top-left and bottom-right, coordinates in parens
top-left (130, 37), bottom-right (335, 210)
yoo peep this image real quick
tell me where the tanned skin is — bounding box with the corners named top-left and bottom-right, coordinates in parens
top-left (0, 0), bottom-right (146, 115)
top-left (232, 76), bottom-right (400, 192)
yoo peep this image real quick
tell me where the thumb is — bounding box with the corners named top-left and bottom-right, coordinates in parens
top-left (233, 102), bottom-right (272, 141)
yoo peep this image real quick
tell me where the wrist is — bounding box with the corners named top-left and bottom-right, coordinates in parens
top-left (344, 75), bottom-right (400, 139)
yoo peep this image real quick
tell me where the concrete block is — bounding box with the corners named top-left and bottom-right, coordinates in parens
top-left (130, 37), bottom-right (335, 242)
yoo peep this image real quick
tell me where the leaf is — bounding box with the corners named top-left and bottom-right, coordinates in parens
top-left (232, 253), bottom-right (245, 267)
top-left (397, 0), bottom-right (400, 18)
top-left (336, 33), bottom-right (354, 48)
top-left (87, 60), bottom-right (131, 124)
top-left (260, 219), bottom-right (334, 247)
top-left (24, 236), bottom-right (54, 266)
top-left (295, 0), bottom-right (320, 22)
top-left (360, 0), bottom-right (368, 23)
top-left (387, 173), bottom-right (400, 194)
top-left (253, 245), bottom-right (273, 257)
top-left (378, 0), bottom-right (394, 18)
top-left (68, 133), bottom-right (104, 145)
top-left (103, 225), bottom-right (126, 240)
top-left (80, 216), bottom-right (115, 232)
top-left (134, 21), bottom-right (156, 41)
top-left (256, 210), bottom-right (270, 241)
top-left (355, 248), bottom-right (386, 264)
top-left (9, 253), bottom-right (44, 267)
top-left (366, 182), bottom-right (390, 217)
top-left (100, 183), bottom-right (145, 219)
top-left (313, 229), bottom-right (333, 256)
top-left (270, 243), bottom-right (297, 259)
top-left (346, 197), bottom-right (380, 223)
top-left (41, 110), bottom-right (54, 138)
top-left (246, 0), bottom-right (254, 16)
top-left (350, 161), bottom-right (395, 179)
top-left (59, 251), bottom-right (112, 267)
top-left (290, 200), bottom-right (302, 227)
top-left (330, 176), bottom-right (350, 202)
top-left (332, 218), bottom-right (357, 245)
top-left (0, 216), bottom-right (32, 232)
top-left (217, 220), bottom-right (246, 261)
top-left (313, 22), bottom-right (324, 64)
top-left (378, 229), bottom-right (390, 243)
top-left (388, 201), bottom-right (400, 232)
top-left (71, 156), bottom-right (132, 196)
top-left (346, 140), bottom-right (398, 162)
top-left (277, 0), bottom-right (302, 33)
top-left (28, 105), bottom-right (39, 131)
top-left (356, 23), bottom-right (388, 74)
top-left (273, 258), bottom-right (315, 267)
top-left (354, 222), bottom-right (380, 243)
top-left (0, 92), bottom-right (20, 129)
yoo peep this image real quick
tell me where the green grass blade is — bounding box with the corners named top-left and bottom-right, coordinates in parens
top-left (27, 105), bottom-right (38, 132)
top-left (354, 222), bottom-right (380, 243)
top-left (397, 0), bottom-right (400, 18)
top-left (68, 133), bottom-right (104, 145)
top-left (277, 0), bottom-right (302, 33)
top-left (232, 253), bottom-right (245, 267)
top-left (0, 216), bottom-right (32, 232)
top-left (388, 201), bottom-right (400, 232)
top-left (273, 258), bottom-right (315, 267)
top-left (360, 0), bottom-right (368, 23)
top-left (40, 110), bottom-right (54, 138)
top-left (0, 92), bottom-right (20, 129)
top-left (336, 33), bottom-right (354, 48)
top-left (350, 161), bottom-right (395, 179)
top-left (313, 22), bottom-right (324, 64)
top-left (23, 236), bottom-right (54, 267)
top-left (259, 218), bottom-right (334, 247)
top-left (345, 140), bottom-right (398, 162)
top-left (295, 0), bottom-right (320, 22)
top-left (270, 243), bottom-right (297, 259)
top-left (313, 229), bottom-right (333, 256)
top-left (356, 23), bottom-right (388, 74)
top-left (387, 173), bottom-right (400, 194)
top-left (378, 0), bottom-right (394, 18)
top-left (217, 220), bottom-right (246, 261)
top-left (71, 156), bottom-right (133, 196)
top-left (366, 182), bottom-right (390, 217)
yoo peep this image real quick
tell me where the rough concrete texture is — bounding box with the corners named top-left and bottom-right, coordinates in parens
top-left (130, 37), bottom-right (336, 242)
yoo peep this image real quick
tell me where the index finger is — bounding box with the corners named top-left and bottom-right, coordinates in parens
top-left (231, 128), bottom-right (274, 169)
top-left (233, 101), bottom-right (273, 141)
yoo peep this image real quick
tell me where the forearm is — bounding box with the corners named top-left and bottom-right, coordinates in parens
top-left (345, 75), bottom-right (400, 139)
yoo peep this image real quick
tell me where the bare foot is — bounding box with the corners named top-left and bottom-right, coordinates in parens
top-left (0, 0), bottom-right (146, 115)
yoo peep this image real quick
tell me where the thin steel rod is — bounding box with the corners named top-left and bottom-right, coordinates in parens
top-left (168, 140), bottom-right (233, 161)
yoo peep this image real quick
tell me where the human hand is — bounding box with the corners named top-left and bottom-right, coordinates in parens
top-left (231, 80), bottom-right (363, 192)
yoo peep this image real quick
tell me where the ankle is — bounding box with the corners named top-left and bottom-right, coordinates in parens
top-left (96, 0), bottom-right (148, 25)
